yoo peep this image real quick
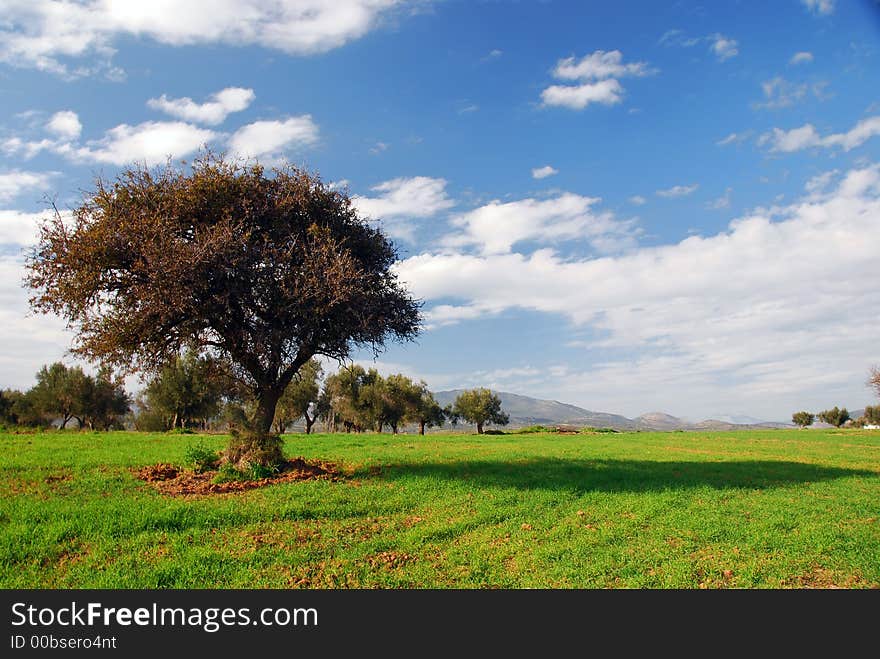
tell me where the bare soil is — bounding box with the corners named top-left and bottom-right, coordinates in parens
top-left (133, 457), bottom-right (342, 496)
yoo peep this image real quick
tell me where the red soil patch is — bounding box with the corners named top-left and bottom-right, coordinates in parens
top-left (133, 457), bottom-right (341, 496)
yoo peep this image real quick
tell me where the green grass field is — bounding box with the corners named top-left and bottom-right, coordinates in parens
top-left (1, 428), bottom-right (878, 588)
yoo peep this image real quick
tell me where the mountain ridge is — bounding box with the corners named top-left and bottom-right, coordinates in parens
top-left (433, 389), bottom-right (791, 431)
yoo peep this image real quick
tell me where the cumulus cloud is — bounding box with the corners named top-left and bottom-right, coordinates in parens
top-left (395, 164), bottom-right (880, 419)
top-left (531, 165), bottom-right (558, 180)
top-left (0, 209), bottom-right (55, 245)
top-left (790, 51), bottom-right (814, 65)
top-left (802, 0), bottom-right (835, 15)
top-left (352, 176), bottom-right (454, 241)
top-left (227, 116), bottom-right (319, 161)
top-left (552, 50), bottom-right (654, 81)
top-left (760, 116), bottom-right (880, 152)
top-left (442, 192), bottom-right (638, 255)
top-left (147, 87), bottom-right (255, 125)
top-left (541, 50), bottom-right (654, 110)
top-left (74, 121), bottom-right (216, 166)
top-left (45, 111), bottom-right (82, 139)
top-left (0, 0), bottom-right (405, 76)
top-left (629, 195), bottom-right (646, 206)
top-left (0, 171), bottom-right (56, 203)
top-left (541, 79), bottom-right (624, 110)
top-left (656, 184), bottom-right (698, 198)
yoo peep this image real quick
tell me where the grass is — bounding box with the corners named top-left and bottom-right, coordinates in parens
top-left (1, 428), bottom-right (878, 588)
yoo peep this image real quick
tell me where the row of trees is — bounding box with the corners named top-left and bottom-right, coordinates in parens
top-left (0, 363), bottom-right (129, 430)
top-left (791, 406), bottom-right (880, 428)
top-left (133, 353), bottom-right (509, 435)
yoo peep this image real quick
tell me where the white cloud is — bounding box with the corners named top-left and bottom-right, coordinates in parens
top-left (0, 209), bottom-right (54, 245)
top-left (45, 110), bottom-right (82, 139)
top-left (147, 87), bottom-right (255, 125)
top-left (74, 121), bottom-right (216, 165)
top-left (790, 51), bottom-right (814, 65)
top-left (531, 165), bottom-right (558, 180)
top-left (629, 195), bottom-right (646, 206)
top-left (541, 79), bottom-right (624, 110)
top-left (706, 187), bottom-right (732, 210)
top-left (395, 164), bottom-right (880, 419)
top-left (709, 34), bottom-right (739, 61)
top-left (802, 0), bottom-right (835, 15)
top-left (227, 116), bottom-right (319, 161)
top-left (716, 131), bottom-right (751, 146)
top-left (352, 176), bottom-right (454, 241)
top-left (552, 50), bottom-right (653, 81)
top-left (369, 141), bottom-right (389, 154)
top-left (804, 170), bottom-right (838, 194)
top-left (442, 192), bottom-right (638, 255)
top-left (760, 116), bottom-right (880, 153)
top-left (0, 0), bottom-right (405, 76)
top-left (0, 171), bottom-right (56, 203)
top-left (656, 184), bottom-right (698, 198)
top-left (755, 77), bottom-right (807, 109)
top-left (541, 50), bottom-right (654, 111)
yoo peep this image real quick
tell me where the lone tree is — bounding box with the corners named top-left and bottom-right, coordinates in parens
top-left (792, 411), bottom-right (814, 428)
top-left (452, 388), bottom-right (509, 434)
top-left (26, 154), bottom-right (421, 467)
top-left (818, 406), bottom-right (850, 428)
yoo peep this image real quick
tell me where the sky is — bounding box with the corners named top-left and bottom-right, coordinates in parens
top-left (1, 0), bottom-right (879, 422)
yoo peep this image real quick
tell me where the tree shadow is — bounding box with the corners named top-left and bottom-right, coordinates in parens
top-left (373, 458), bottom-right (877, 493)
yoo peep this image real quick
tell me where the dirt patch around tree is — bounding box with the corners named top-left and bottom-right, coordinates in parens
top-left (133, 457), bottom-right (342, 496)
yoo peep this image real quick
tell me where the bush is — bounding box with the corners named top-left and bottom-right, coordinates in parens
top-left (514, 425), bottom-right (554, 434)
top-left (184, 441), bottom-right (219, 473)
top-left (212, 460), bottom-right (280, 483)
top-left (579, 427), bottom-right (619, 434)
top-left (482, 429), bottom-right (506, 435)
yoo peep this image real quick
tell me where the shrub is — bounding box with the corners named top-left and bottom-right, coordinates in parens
top-left (579, 427), bottom-right (619, 434)
top-left (184, 441), bottom-right (219, 473)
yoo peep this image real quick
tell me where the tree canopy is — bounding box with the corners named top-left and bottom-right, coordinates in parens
top-left (791, 411), bottom-right (814, 428)
top-left (452, 388), bottom-right (509, 434)
top-left (818, 407), bottom-right (849, 428)
top-left (26, 154), bottom-right (421, 465)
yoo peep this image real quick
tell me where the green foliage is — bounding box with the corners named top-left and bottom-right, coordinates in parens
top-left (580, 427), bottom-right (619, 434)
top-left (212, 459), bottom-right (279, 483)
top-left (274, 359), bottom-right (323, 434)
top-left (142, 351), bottom-right (226, 430)
top-left (30, 362), bottom-right (91, 428)
top-left (818, 407), bottom-right (850, 428)
top-left (792, 411), bottom-right (815, 428)
top-left (514, 425), bottom-right (555, 434)
top-left (451, 388), bottom-right (509, 434)
top-left (864, 406), bottom-right (880, 425)
top-left (184, 441), bottom-right (219, 473)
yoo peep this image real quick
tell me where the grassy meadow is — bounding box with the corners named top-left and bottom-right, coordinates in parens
top-left (1, 428), bottom-right (878, 588)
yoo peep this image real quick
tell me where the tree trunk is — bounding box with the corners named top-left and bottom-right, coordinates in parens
top-left (304, 412), bottom-right (315, 434)
top-left (391, 423), bottom-right (398, 434)
top-left (477, 421), bottom-right (484, 434)
top-left (419, 421), bottom-right (426, 435)
top-left (225, 387), bottom-right (285, 469)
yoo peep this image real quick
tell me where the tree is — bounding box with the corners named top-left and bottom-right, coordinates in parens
top-left (407, 381), bottom-right (445, 435)
top-left (869, 366), bottom-right (880, 400)
top-left (792, 411), bottom-right (814, 428)
top-left (452, 388), bottom-right (509, 434)
top-left (26, 154), bottom-right (420, 467)
top-left (81, 367), bottom-right (130, 430)
top-left (818, 406), bottom-right (850, 428)
top-left (143, 352), bottom-right (226, 430)
top-left (864, 405), bottom-right (880, 425)
top-left (273, 358), bottom-right (323, 434)
top-left (30, 362), bottom-right (91, 428)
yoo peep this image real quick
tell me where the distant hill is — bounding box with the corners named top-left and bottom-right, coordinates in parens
top-left (433, 390), bottom-right (791, 431)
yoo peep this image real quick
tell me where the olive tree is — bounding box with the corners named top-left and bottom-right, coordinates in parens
top-left (26, 154), bottom-right (420, 467)
top-left (452, 388), bottom-right (509, 434)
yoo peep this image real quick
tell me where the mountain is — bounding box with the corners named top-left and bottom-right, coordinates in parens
top-left (433, 390), bottom-right (791, 431)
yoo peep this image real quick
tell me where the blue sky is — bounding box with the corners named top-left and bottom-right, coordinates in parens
top-left (1, 0), bottom-right (879, 421)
